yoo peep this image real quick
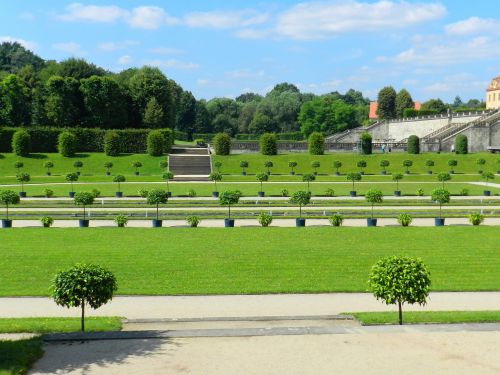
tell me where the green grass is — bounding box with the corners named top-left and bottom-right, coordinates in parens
top-left (0, 227), bottom-right (499, 296)
top-left (348, 311), bottom-right (500, 325)
top-left (0, 338), bottom-right (43, 375)
top-left (0, 317), bottom-right (122, 334)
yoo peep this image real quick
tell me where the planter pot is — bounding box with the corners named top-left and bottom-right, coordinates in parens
top-left (79, 219), bottom-right (89, 228)
top-left (115, 192), bottom-right (123, 198)
top-left (335, 172), bottom-right (340, 176)
top-left (69, 192), bottom-right (75, 198)
top-left (428, 171), bottom-right (433, 175)
top-left (212, 191), bottom-right (219, 198)
top-left (43, 223), bottom-right (51, 228)
top-left (484, 190), bottom-right (491, 196)
top-left (497, 170), bottom-right (500, 175)
top-left (349, 191), bottom-right (357, 197)
top-left (152, 219), bottom-right (162, 228)
top-left (295, 218), bottom-right (306, 227)
top-left (434, 218), bottom-right (445, 227)
top-left (46, 172), bottom-right (51, 176)
top-left (266, 172), bottom-right (271, 176)
top-left (76, 171), bottom-right (81, 176)
top-left (19, 192), bottom-right (26, 198)
top-left (380, 170), bottom-right (387, 175)
top-left (394, 190), bottom-right (401, 197)
top-left (2, 219), bottom-right (12, 228)
top-left (242, 171), bottom-right (247, 176)
top-left (313, 172), bottom-right (318, 176)
top-left (134, 172), bottom-right (139, 176)
top-left (257, 191), bottom-right (265, 197)
top-left (404, 171), bottom-right (410, 175)
top-left (106, 172), bottom-right (111, 176)
top-left (167, 192), bottom-right (172, 198)
top-left (360, 171), bottom-right (364, 175)
top-left (290, 171), bottom-right (295, 176)
top-left (449, 171), bottom-right (454, 174)
top-left (224, 218), bottom-right (235, 227)
top-left (367, 218), bottom-right (378, 227)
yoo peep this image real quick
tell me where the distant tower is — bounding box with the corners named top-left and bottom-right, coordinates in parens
top-left (486, 76), bottom-right (500, 109)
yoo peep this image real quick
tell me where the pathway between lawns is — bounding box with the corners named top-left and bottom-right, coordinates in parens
top-left (2, 292), bottom-right (500, 320)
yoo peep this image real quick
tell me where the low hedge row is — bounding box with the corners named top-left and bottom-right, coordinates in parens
top-left (0, 127), bottom-right (174, 154)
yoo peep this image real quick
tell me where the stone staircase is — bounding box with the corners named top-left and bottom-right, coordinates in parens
top-left (168, 147), bottom-right (211, 181)
top-left (325, 121), bottom-right (384, 142)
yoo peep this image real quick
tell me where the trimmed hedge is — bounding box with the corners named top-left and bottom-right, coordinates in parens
top-left (360, 132), bottom-right (372, 155)
top-left (212, 133), bottom-right (231, 155)
top-left (455, 134), bottom-right (468, 154)
top-left (58, 131), bottom-right (77, 157)
top-left (11, 129), bottom-right (31, 156)
top-left (147, 130), bottom-right (165, 156)
top-left (259, 133), bottom-right (278, 155)
top-left (104, 131), bottom-right (121, 156)
top-left (236, 132), bottom-right (304, 141)
top-left (407, 135), bottom-right (420, 154)
top-left (308, 132), bottom-right (324, 155)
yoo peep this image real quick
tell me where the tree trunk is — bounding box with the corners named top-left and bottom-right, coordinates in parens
top-left (81, 299), bottom-right (85, 332)
top-left (299, 204), bottom-right (302, 218)
top-left (167, 180), bottom-right (170, 193)
top-left (156, 204), bottom-right (159, 221)
top-left (398, 300), bottom-right (403, 325)
top-left (371, 204), bottom-right (374, 219)
top-left (83, 206), bottom-right (86, 221)
top-left (228, 204), bottom-right (231, 219)
top-left (6, 204), bottom-right (9, 221)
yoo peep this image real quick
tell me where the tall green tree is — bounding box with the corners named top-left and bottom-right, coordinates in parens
top-left (421, 99), bottom-right (447, 114)
top-left (395, 89), bottom-right (414, 118)
top-left (0, 42), bottom-right (45, 73)
top-left (194, 100), bottom-right (211, 133)
top-left (176, 91), bottom-right (197, 137)
top-left (143, 97), bottom-right (165, 128)
top-left (57, 58), bottom-right (106, 80)
top-left (377, 86), bottom-right (397, 119)
top-left (0, 74), bottom-right (31, 125)
top-left (248, 112), bottom-right (276, 134)
top-left (44, 76), bottom-right (81, 127)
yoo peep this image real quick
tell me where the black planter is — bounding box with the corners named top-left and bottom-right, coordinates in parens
top-left (335, 172), bottom-right (340, 176)
top-left (46, 172), bottom-right (51, 176)
top-left (242, 171), bottom-right (247, 176)
top-left (497, 170), bottom-right (500, 174)
top-left (296, 218), bottom-right (306, 227)
top-left (349, 191), bottom-right (357, 197)
top-left (428, 171), bottom-right (433, 175)
top-left (19, 191), bottom-right (26, 198)
top-left (2, 219), bottom-right (12, 228)
top-left (367, 218), bottom-right (378, 227)
top-left (69, 192), bottom-right (75, 198)
top-left (79, 219), bottom-right (89, 228)
top-left (360, 171), bottom-right (364, 175)
top-left (313, 172), bottom-right (318, 176)
top-left (405, 171), bottom-right (410, 175)
top-left (224, 218), bottom-right (235, 227)
top-left (152, 219), bottom-right (162, 228)
top-left (258, 191), bottom-right (265, 197)
top-left (381, 170), bottom-right (387, 175)
top-left (167, 192), bottom-right (172, 197)
top-left (115, 192), bottom-right (123, 198)
top-left (435, 218), bottom-right (445, 227)
top-left (212, 191), bottom-right (219, 198)
top-left (484, 190), bottom-right (491, 196)
top-left (106, 172), bottom-right (111, 176)
top-left (394, 190), bottom-right (401, 197)
top-left (134, 171), bottom-right (139, 176)
top-left (290, 171), bottom-right (295, 176)
top-left (43, 223), bottom-right (51, 228)
top-left (76, 171), bottom-right (81, 176)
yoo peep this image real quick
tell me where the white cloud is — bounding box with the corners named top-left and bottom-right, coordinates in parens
top-left (234, 28), bottom-right (270, 39)
top-left (57, 3), bottom-right (127, 22)
top-left (226, 69), bottom-right (266, 79)
top-left (98, 40), bottom-right (139, 51)
top-left (117, 55), bottom-right (132, 65)
top-left (275, 0), bottom-right (447, 40)
top-left (143, 59), bottom-right (199, 70)
top-left (127, 6), bottom-right (178, 29)
top-left (0, 36), bottom-right (37, 51)
top-left (19, 12), bottom-right (35, 21)
top-left (422, 73), bottom-right (489, 95)
top-left (445, 17), bottom-right (500, 36)
top-left (184, 10), bottom-right (268, 29)
top-left (149, 47), bottom-right (184, 55)
top-left (52, 42), bottom-right (86, 55)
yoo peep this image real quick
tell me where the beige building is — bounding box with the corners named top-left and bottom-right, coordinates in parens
top-left (486, 76), bottom-right (500, 109)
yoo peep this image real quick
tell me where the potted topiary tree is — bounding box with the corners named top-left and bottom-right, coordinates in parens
top-left (219, 190), bottom-right (241, 227)
top-left (288, 161), bottom-right (298, 175)
top-left (392, 173), bottom-right (403, 196)
top-left (113, 175), bottom-right (125, 197)
top-left (209, 172), bottom-right (222, 198)
top-left (437, 172), bottom-right (451, 188)
top-left (481, 172), bottom-right (495, 196)
top-left (40, 216), bottom-right (54, 228)
top-left (73, 160), bottom-right (83, 176)
top-left (0, 190), bottom-right (20, 228)
top-left (289, 190), bottom-right (311, 227)
top-left (162, 171), bottom-right (174, 197)
top-left (425, 159), bottom-right (434, 174)
top-left (448, 159), bottom-right (457, 174)
top-left (132, 161), bottom-right (142, 176)
top-left (365, 189), bottom-right (383, 227)
top-left (44, 161), bottom-right (54, 176)
top-left (264, 161), bottom-right (273, 175)
top-left (302, 173), bottom-right (316, 192)
top-left (311, 161), bottom-right (320, 175)
top-left (357, 160), bottom-right (367, 175)
top-left (147, 189), bottom-right (168, 227)
top-left (257, 212), bottom-right (273, 227)
top-left (256, 173), bottom-right (268, 197)
top-left (114, 215), bottom-right (128, 227)
top-left (431, 188), bottom-right (450, 226)
top-left (240, 160), bottom-right (249, 176)
top-left (402, 160), bottom-right (412, 174)
top-left (74, 192), bottom-right (94, 227)
top-left (213, 161), bottom-right (222, 173)
top-left (14, 161), bottom-right (24, 174)
top-left (333, 161), bottom-right (342, 176)
top-left (476, 158), bottom-right (486, 174)
top-left (16, 172), bottom-right (30, 197)
top-left (380, 160), bottom-right (389, 175)
top-left (104, 161), bottom-right (113, 176)
top-left (65, 172), bottom-right (79, 197)
top-left (347, 172), bottom-right (362, 197)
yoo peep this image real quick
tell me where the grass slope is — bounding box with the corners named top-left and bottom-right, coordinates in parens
top-left (0, 227), bottom-right (499, 296)
top-left (349, 311), bottom-right (500, 325)
top-left (0, 317), bottom-right (122, 334)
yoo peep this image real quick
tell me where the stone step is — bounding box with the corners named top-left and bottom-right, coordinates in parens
top-left (169, 153), bottom-right (212, 177)
top-left (170, 147), bottom-right (209, 155)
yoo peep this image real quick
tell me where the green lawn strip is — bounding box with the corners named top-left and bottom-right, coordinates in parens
top-left (347, 311), bottom-right (500, 325)
top-left (0, 227), bottom-right (499, 296)
top-left (0, 317), bottom-right (122, 334)
top-left (0, 338), bottom-right (43, 375)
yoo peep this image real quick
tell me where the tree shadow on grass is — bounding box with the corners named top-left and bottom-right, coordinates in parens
top-left (32, 338), bottom-right (181, 374)
top-left (25, 154), bottom-right (48, 160)
top-left (0, 154), bottom-right (4, 159)
top-left (0, 338), bottom-right (44, 374)
top-left (71, 153), bottom-right (91, 159)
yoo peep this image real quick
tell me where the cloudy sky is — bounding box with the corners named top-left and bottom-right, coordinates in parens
top-left (1, 0), bottom-right (498, 101)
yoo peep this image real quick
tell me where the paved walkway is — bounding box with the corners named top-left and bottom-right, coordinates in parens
top-left (2, 292), bottom-right (500, 319)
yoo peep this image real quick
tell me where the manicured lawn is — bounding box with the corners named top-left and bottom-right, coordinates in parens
top-left (0, 227), bottom-right (499, 296)
top-left (0, 317), bottom-right (122, 334)
top-left (348, 311), bottom-right (500, 325)
top-left (0, 338), bottom-right (43, 375)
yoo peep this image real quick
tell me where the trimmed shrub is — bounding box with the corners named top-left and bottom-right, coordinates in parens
top-left (114, 215), bottom-right (128, 227)
top-left (397, 213), bottom-right (413, 227)
top-left (455, 135), bottom-right (468, 154)
top-left (407, 135), bottom-right (420, 154)
top-left (308, 132), bottom-right (324, 155)
top-left (147, 130), bottom-right (165, 156)
top-left (212, 133), bottom-right (231, 155)
top-left (104, 131), bottom-right (120, 156)
top-left (329, 214), bottom-right (343, 227)
top-left (44, 188), bottom-right (54, 198)
top-left (469, 213), bottom-right (484, 226)
top-left (280, 188), bottom-right (289, 197)
top-left (360, 132), bottom-right (372, 155)
top-left (258, 212), bottom-right (273, 227)
top-left (186, 215), bottom-right (200, 227)
top-left (259, 133), bottom-right (278, 155)
top-left (11, 129), bottom-right (31, 156)
top-left (58, 131), bottom-right (77, 157)
top-left (40, 216), bottom-right (54, 228)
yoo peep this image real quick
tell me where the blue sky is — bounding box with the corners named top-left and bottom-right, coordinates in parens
top-left (1, 0), bottom-right (499, 102)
